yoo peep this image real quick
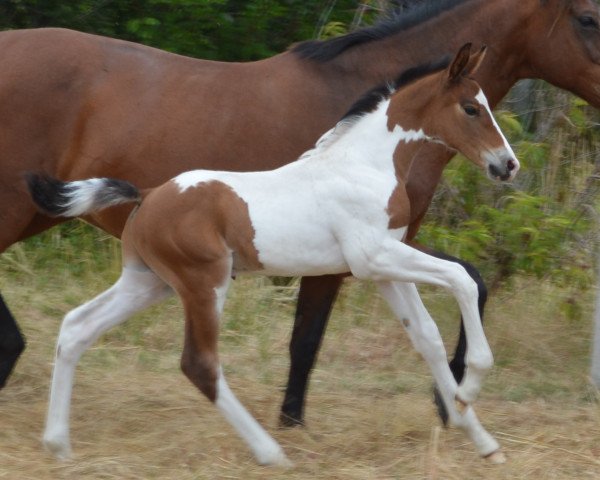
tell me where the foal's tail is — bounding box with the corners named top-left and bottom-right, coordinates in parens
top-left (26, 173), bottom-right (141, 217)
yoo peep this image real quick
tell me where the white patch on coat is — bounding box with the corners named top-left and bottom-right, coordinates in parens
top-left (43, 267), bottom-right (172, 459)
top-left (168, 100), bottom-right (434, 277)
top-left (214, 255), bottom-right (232, 317)
top-left (475, 89), bottom-right (520, 177)
top-left (215, 368), bottom-right (290, 466)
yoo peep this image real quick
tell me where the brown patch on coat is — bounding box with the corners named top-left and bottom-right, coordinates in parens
top-left (129, 180), bottom-right (263, 276)
top-left (386, 184), bottom-right (411, 230)
top-left (118, 178), bottom-right (264, 403)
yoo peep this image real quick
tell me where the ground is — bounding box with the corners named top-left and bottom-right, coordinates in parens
top-left (0, 231), bottom-right (599, 479)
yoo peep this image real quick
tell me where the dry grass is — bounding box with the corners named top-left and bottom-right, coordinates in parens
top-left (1, 238), bottom-right (599, 479)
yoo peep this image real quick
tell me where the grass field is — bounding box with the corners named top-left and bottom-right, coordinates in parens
top-left (1, 226), bottom-right (599, 479)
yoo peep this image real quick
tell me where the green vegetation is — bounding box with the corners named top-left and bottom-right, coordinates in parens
top-left (1, 1), bottom-right (596, 296)
top-left (1, 2), bottom-right (599, 477)
top-left (0, 0), bottom-right (364, 60)
top-left (418, 88), bottom-right (600, 310)
top-left (1, 2), bottom-right (597, 302)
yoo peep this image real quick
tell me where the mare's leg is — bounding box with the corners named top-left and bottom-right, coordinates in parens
top-left (44, 266), bottom-right (172, 459)
top-left (377, 281), bottom-right (501, 459)
top-left (412, 244), bottom-right (488, 425)
top-left (279, 274), bottom-right (344, 427)
top-left (0, 294), bottom-right (25, 389)
top-left (176, 261), bottom-right (290, 467)
top-left (347, 239), bottom-right (493, 405)
top-left (0, 207), bottom-right (64, 389)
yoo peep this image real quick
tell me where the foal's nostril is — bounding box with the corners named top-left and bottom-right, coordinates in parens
top-left (488, 164), bottom-right (501, 179)
top-left (507, 159), bottom-right (516, 172)
top-left (488, 163), bottom-right (511, 181)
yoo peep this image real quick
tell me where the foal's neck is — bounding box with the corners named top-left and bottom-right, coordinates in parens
top-left (390, 136), bottom-right (431, 184)
top-left (319, 95), bottom-right (434, 184)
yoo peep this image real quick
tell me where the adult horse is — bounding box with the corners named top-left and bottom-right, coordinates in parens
top-left (27, 45), bottom-right (518, 464)
top-left (1, 0), bottom-right (600, 426)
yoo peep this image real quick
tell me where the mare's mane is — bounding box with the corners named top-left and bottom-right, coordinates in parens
top-left (298, 56), bottom-right (451, 161)
top-left (291, 0), bottom-right (471, 62)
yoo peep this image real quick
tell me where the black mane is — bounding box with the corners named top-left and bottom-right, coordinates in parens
top-left (291, 0), bottom-right (470, 62)
top-left (340, 56), bottom-right (451, 122)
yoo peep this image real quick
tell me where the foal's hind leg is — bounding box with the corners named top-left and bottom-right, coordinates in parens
top-left (175, 260), bottom-right (290, 467)
top-left (44, 266), bottom-right (172, 459)
top-left (377, 281), bottom-right (502, 460)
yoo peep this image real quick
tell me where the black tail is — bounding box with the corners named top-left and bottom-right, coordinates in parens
top-left (26, 173), bottom-right (140, 218)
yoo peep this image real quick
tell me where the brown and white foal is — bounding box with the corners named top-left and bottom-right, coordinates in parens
top-left (28, 44), bottom-right (518, 466)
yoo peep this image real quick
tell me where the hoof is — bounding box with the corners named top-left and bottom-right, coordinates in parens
top-left (485, 449), bottom-right (507, 464)
top-left (43, 435), bottom-right (72, 460)
top-left (274, 455), bottom-right (294, 469)
top-left (257, 450), bottom-right (293, 468)
top-left (278, 412), bottom-right (304, 429)
top-left (454, 395), bottom-right (469, 414)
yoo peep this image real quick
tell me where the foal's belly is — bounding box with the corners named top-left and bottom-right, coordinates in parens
top-left (242, 197), bottom-right (350, 277)
top-left (246, 242), bottom-right (350, 277)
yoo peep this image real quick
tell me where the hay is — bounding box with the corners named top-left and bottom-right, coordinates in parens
top-left (1, 269), bottom-right (599, 479)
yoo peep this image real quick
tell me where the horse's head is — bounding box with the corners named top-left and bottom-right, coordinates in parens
top-left (521, 0), bottom-right (600, 106)
top-left (388, 44), bottom-right (519, 182)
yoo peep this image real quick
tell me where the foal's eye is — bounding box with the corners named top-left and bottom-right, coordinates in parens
top-left (463, 104), bottom-right (479, 117)
top-left (578, 15), bottom-right (599, 29)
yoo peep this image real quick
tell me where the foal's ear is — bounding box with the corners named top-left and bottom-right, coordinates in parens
top-left (448, 43), bottom-right (472, 83)
top-left (464, 45), bottom-right (487, 77)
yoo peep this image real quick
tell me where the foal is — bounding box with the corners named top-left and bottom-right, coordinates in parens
top-left (28, 44), bottom-right (518, 466)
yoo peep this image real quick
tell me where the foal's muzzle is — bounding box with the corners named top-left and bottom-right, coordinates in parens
top-left (486, 153), bottom-right (520, 182)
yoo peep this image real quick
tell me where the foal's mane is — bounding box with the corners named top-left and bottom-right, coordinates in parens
top-left (291, 0), bottom-right (471, 62)
top-left (299, 57), bottom-right (450, 160)
top-left (340, 56), bottom-right (450, 123)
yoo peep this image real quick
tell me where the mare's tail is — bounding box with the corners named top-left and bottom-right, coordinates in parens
top-left (26, 173), bottom-right (141, 217)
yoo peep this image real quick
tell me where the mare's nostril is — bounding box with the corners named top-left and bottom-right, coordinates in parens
top-left (507, 159), bottom-right (516, 171)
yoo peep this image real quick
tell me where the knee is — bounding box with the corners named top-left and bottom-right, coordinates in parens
top-left (456, 260), bottom-right (488, 306)
top-left (467, 349), bottom-right (494, 373)
top-left (449, 266), bottom-right (480, 301)
top-left (181, 351), bottom-right (219, 402)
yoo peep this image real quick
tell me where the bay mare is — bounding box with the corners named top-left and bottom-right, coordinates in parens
top-left (28, 46), bottom-right (518, 465)
top-left (2, 0), bottom-right (600, 426)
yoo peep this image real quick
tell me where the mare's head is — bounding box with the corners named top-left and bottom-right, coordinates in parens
top-left (526, 0), bottom-right (600, 105)
top-left (387, 43), bottom-right (519, 182)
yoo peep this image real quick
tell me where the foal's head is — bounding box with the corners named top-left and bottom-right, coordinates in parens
top-left (388, 43), bottom-right (519, 182)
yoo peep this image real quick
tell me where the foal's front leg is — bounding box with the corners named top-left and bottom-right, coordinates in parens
top-left (347, 238), bottom-right (493, 405)
top-left (377, 281), bottom-right (502, 460)
top-left (411, 243), bottom-right (489, 425)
